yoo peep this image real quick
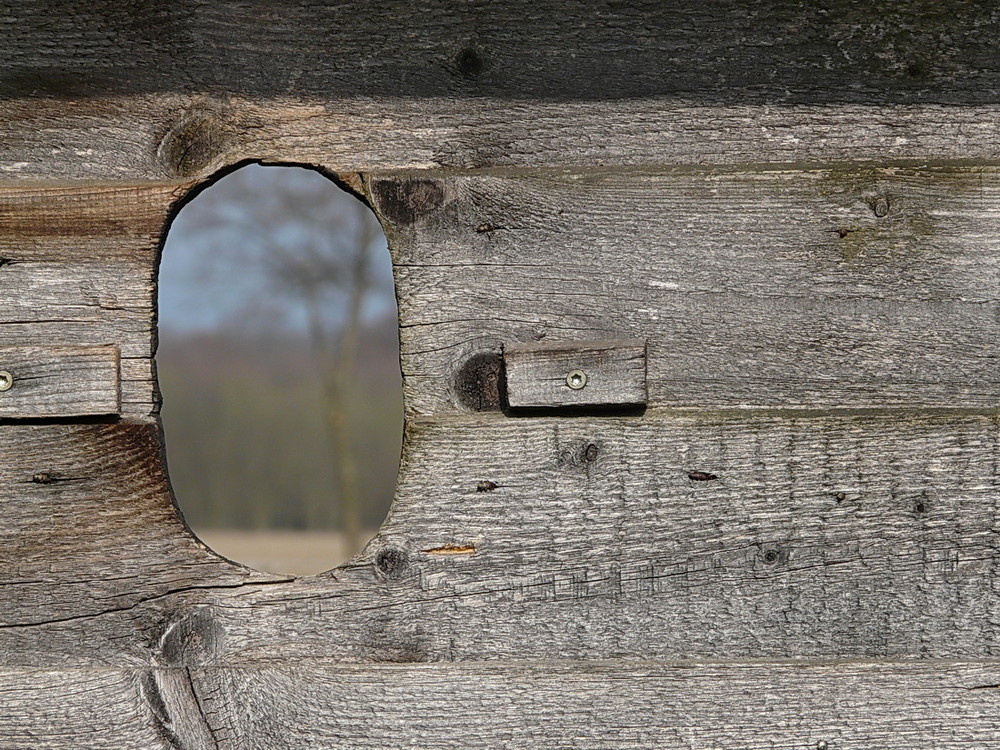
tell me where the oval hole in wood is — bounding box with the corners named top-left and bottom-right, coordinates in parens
top-left (157, 162), bottom-right (401, 575)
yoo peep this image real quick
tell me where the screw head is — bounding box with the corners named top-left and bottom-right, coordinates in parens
top-left (566, 369), bottom-right (588, 390)
top-left (0, 371), bottom-right (12, 392)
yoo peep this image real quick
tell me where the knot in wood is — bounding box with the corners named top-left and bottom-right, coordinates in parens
top-left (370, 177), bottom-right (445, 226)
top-left (158, 112), bottom-right (231, 178)
top-left (454, 352), bottom-right (505, 411)
top-left (157, 607), bottom-right (224, 666)
top-left (374, 545), bottom-right (410, 579)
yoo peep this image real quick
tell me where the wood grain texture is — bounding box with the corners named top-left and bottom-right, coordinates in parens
top-left (4, 660), bottom-right (1000, 749)
top-left (7, 412), bottom-right (1000, 666)
top-left (505, 339), bottom-right (647, 410)
top-left (8, 0), bottom-right (1000, 104)
top-left (0, 346), bottom-right (120, 418)
top-left (374, 167), bottom-right (1000, 415)
top-left (13, 98), bottom-right (1000, 182)
top-left (8, 2), bottom-right (1000, 179)
top-left (0, 182), bottom-right (184, 419)
top-left (0, 423), bottom-right (285, 647)
top-left (8, 4), bottom-right (1000, 741)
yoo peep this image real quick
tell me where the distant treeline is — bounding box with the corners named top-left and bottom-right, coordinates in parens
top-left (157, 317), bottom-right (402, 531)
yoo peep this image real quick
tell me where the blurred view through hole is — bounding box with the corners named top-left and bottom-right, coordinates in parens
top-left (157, 163), bottom-right (402, 575)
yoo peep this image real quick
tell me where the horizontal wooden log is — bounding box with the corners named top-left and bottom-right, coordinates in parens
top-left (7, 2), bottom-right (1000, 179)
top-left (7, 412), bottom-right (1000, 666)
top-left (12, 167), bottom-right (1000, 418)
top-left (11, 98), bottom-right (1000, 182)
top-left (9, 1), bottom-right (1000, 104)
top-left (0, 346), bottom-right (120, 418)
top-left (504, 339), bottom-right (647, 410)
top-left (4, 660), bottom-right (1000, 749)
top-left (378, 167), bottom-right (1000, 414)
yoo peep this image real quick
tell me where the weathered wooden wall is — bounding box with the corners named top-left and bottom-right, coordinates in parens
top-left (5, 1), bottom-right (1000, 747)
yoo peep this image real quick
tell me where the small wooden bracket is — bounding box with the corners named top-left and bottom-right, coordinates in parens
top-left (504, 339), bottom-right (647, 411)
top-left (0, 345), bottom-right (121, 419)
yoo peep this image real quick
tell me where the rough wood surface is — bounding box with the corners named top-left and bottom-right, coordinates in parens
top-left (0, 346), bottom-right (120, 418)
top-left (8, 2), bottom-right (1000, 180)
top-left (11, 98), bottom-right (1000, 182)
top-left (0, 182), bottom-right (184, 419)
top-left (3, 660), bottom-right (1000, 749)
top-left (7, 412), bottom-right (1000, 667)
top-left (7, 3), bottom-right (1000, 742)
top-left (372, 167), bottom-right (1000, 415)
top-left (10, 168), bottom-right (1000, 418)
top-left (8, 0), bottom-right (1000, 104)
top-left (505, 339), bottom-right (647, 410)
top-left (0, 423), bottom-right (284, 647)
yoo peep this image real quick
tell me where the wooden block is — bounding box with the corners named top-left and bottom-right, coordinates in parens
top-left (504, 339), bottom-right (646, 410)
top-left (0, 346), bottom-right (120, 418)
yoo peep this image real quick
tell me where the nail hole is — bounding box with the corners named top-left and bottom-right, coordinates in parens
top-left (688, 471), bottom-right (718, 481)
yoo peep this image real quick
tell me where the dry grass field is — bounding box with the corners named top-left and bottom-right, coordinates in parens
top-left (194, 529), bottom-right (377, 576)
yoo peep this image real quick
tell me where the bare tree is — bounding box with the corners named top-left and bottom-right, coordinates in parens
top-left (171, 164), bottom-right (391, 552)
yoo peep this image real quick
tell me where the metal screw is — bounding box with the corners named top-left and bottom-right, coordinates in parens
top-left (817, 742), bottom-right (829, 750)
top-left (0, 371), bottom-right (12, 392)
top-left (566, 369), bottom-right (588, 390)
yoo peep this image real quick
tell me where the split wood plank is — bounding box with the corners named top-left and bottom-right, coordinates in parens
top-left (0, 346), bottom-right (120, 418)
top-left (0, 422), bottom-right (287, 661)
top-left (4, 660), bottom-right (1000, 749)
top-left (6, 412), bottom-right (1000, 666)
top-left (370, 167), bottom-right (1000, 414)
top-left (504, 339), bottom-right (647, 410)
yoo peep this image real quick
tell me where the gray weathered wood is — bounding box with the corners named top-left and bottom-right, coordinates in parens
top-left (7, 1), bottom-right (1000, 104)
top-left (0, 423), bottom-right (285, 647)
top-left (13, 167), bottom-right (1000, 419)
top-left (10, 99), bottom-right (1000, 183)
top-left (7, 3), bottom-right (1000, 744)
top-left (8, 2), bottom-right (1000, 180)
top-left (0, 182), bottom-right (184, 420)
top-left (4, 660), bottom-right (1000, 749)
top-left (371, 167), bottom-right (1000, 414)
top-left (7, 412), bottom-right (1000, 666)
top-left (0, 346), bottom-right (120, 418)
top-left (505, 339), bottom-right (647, 410)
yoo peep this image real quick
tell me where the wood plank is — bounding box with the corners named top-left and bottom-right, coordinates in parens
top-left (376, 167), bottom-right (1000, 414)
top-left (12, 98), bottom-right (1000, 182)
top-left (0, 346), bottom-right (120, 418)
top-left (505, 339), bottom-right (647, 410)
top-left (0, 183), bottom-right (181, 419)
top-left (8, 0), bottom-right (1000, 105)
top-left (7, 412), bottom-right (1000, 666)
top-left (8, 2), bottom-right (1000, 179)
top-left (4, 660), bottom-right (1000, 749)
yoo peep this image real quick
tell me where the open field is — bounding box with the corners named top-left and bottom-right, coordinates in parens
top-left (193, 529), bottom-right (377, 576)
